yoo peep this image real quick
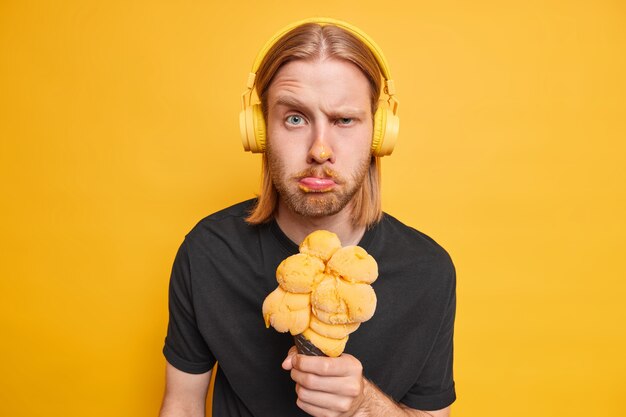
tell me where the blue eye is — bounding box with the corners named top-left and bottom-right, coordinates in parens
top-left (337, 118), bottom-right (353, 125)
top-left (286, 115), bottom-right (304, 125)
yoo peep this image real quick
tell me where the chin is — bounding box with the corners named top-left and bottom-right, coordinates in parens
top-left (287, 193), bottom-right (347, 218)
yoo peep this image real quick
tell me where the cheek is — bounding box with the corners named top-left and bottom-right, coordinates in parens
top-left (267, 128), bottom-right (309, 159)
top-left (336, 126), bottom-right (373, 155)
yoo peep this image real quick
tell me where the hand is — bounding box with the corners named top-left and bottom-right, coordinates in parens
top-left (282, 346), bottom-right (366, 417)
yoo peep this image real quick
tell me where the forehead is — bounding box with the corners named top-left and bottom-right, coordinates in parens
top-left (267, 59), bottom-right (372, 111)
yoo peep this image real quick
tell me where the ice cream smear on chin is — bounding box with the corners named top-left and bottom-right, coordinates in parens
top-left (262, 230), bottom-right (378, 357)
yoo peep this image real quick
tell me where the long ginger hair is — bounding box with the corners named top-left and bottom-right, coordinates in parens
top-left (245, 23), bottom-right (383, 228)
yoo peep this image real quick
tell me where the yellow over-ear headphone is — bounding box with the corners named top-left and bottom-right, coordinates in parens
top-left (239, 17), bottom-right (400, 157)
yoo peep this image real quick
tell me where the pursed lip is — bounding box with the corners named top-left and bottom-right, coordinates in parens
top-left (298, 176), bottom-right (337, 192)
top-left (293, 167), bottom-right (343, 192)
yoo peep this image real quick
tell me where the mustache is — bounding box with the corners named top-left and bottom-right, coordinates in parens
top-left (292, 167), bottom-right (345, 184)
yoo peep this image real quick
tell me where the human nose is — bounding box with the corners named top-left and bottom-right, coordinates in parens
top-left (307, 126), bottom-right (335, 164)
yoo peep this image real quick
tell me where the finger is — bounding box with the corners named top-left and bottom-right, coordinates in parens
top-left (295, 398), bottom-right (334, 417)
top-left (291, 368), bottom-right (362, 397)
top-left (296, 398), bottom-right (341, 417)
top-left (293, 353), bottom-right (363, 377)
top-left (295, 386), bottom-right (357, 416)
top-left (281, 346), bottom-right (298, 370)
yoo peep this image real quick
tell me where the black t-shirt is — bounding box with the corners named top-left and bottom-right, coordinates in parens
top-left (163, 200), bottom-right (456, 415)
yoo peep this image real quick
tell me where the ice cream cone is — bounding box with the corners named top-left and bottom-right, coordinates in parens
top-left (294, 333), bottom-right (326, 356)
top-left (264, 230), bottom-right (378, 358)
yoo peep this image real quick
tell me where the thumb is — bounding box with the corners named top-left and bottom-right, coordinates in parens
top-left (281, 346), bottom-right (298, 370)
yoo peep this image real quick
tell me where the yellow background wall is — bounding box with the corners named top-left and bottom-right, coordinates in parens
top-left (1, 1), bottom-right (624, 416)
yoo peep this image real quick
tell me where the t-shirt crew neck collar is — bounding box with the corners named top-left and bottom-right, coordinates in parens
top-left (269, 218), bottom-right (378, 254)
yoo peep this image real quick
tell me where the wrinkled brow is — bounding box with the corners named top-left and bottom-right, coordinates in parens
top-left (271, 95), bottom-right (368, 118)
top-left (271, 95), bottom-right (306, 110)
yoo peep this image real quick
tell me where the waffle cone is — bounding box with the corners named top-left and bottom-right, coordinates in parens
top-left (294, 333), bottom-right (326, 356)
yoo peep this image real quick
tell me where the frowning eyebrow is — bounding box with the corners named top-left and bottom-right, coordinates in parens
top-left (270, 95), bottom-right (367, 118)
top-left (271, 95), bottom-right (307, 111)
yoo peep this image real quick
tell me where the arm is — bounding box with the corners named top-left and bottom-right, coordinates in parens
top-left (282, 349), bottom-right (450, 417)
top-left (159, 362), bottom-right (212, 417)
top-left (361, 379), bottom-right (450, 417)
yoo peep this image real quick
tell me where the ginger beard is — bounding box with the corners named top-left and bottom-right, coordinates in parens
top-left (267, 144), bottom-right (372, 218)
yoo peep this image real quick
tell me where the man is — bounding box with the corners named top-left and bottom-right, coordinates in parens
top-left (160, 18), bottom-right (456, 417)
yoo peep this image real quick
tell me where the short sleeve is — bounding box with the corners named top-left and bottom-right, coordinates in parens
top-left (163, 239), bottom-right (215, 374)
top-left (401, 262), bottom-right (457, 411)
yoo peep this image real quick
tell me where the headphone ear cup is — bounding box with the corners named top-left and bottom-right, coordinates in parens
top-left (239, 108), bottom-right (253, 152)
top-left (378, 109), bottom-right (399, 156)
top-left (371, 103), bottom-right (399, 156)
top-left (240, 104), bottom-right (266, 153)
top-left (251, 104), bottom-right (267, 153)
top-left (371, 105), bottom-right (386, 155)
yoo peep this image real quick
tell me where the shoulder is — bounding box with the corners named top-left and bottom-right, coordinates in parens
top-left (193, 198), bottom-right (254, 226)
top-left (370, 213), bottom-right (456, 295)
top-left (376, 212), bottom-right (453, 265)
top-left (187, 199), bottom-right (255, 235)
top-left (183, 199), bottom-right (262, 253)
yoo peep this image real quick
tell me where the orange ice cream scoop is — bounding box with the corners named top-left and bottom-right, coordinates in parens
top-left (309, 315), bottom-right (360, 339)
top-left (311, 308), bottom-right (350, 325)
top-left (262, 287), bottom-right (311, 335)
top-left (301, 328), bottom-right (348, 358)
top-left (276, 253), bottom-right (325, 294)
top-left (299, 230), bottom-right (342, 262)
top-left (336, 279), bottom-right (377, 323)
top-left (326, 245), bottom-right (378, 284)
top-left (311, 276), bottom-right (377, 324)
top-left (310, 276), bottom-right (347, 315)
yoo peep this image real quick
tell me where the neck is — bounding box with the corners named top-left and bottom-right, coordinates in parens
top-left (275, 200), bottom-right (366, 247)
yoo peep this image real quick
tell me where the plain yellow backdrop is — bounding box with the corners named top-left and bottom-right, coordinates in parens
top-left (1, 1), bottom-right (625, 416)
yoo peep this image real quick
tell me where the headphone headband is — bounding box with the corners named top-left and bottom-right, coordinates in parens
top-left (248, 17), bottom-right (394, 95)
